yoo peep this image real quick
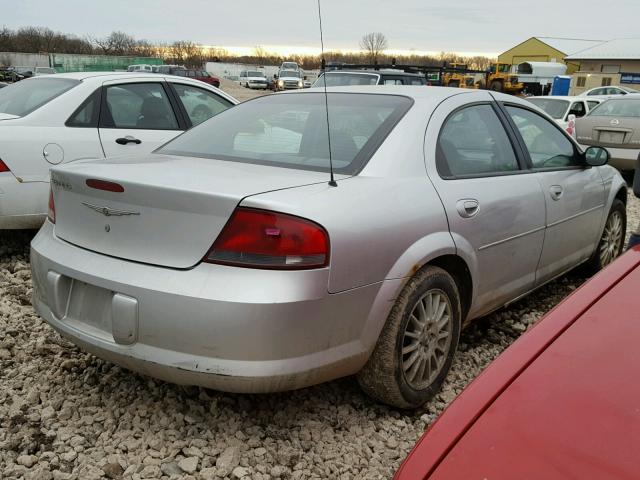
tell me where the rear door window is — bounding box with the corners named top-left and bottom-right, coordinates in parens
top-left (0, 78), bottom-right (79, 117)
top-left (171, 83), bottom-right (233, 126)
top-left (437, 104), bottom-right (520, 178)
top-left (101, 83), bottom-right (179, 130)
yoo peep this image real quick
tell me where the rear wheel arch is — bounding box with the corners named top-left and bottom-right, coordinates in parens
top-left (427, 255), bottom-right (473, 322)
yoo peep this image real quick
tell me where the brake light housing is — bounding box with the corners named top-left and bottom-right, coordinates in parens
top-left (48, 188), bottom-right (56, 224)
top-left (205, 208), bottom-right (329, 269)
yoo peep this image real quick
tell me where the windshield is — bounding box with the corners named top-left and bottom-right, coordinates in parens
top-left (280, 70), bottom-right (300, 78)
top-left (248, 71), bottom-right (264, 77)
top-left (589, 99), bottom-right (640, 117)
top-left (528, 98), bottom-right (570, 119)
top-left (0, 78), bottom-right (79, 116)
top-left (159, 93), bottom-right (413, 175)
top-left (282, 63), bottom-right (297, 69)
top-left (313, 73), bottom-right (379, 87)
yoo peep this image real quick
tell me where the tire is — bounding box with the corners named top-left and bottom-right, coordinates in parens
top-left (584, 199), bottom-right (626, 273)
top-left (357, 266), bottom-right (462, 409)
top-left (489, 80), bottom-right (503, 92)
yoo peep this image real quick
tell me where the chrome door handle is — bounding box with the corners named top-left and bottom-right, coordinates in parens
top-left (456, 199), bottom-right (480, 218)
top-left (550, 185), bottom-right (563, 201)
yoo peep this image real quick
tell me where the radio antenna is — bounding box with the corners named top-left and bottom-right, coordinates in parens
top-left (317, 0), bottom-right (337, 187)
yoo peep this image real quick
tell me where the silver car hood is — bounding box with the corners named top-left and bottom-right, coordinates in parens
top-left (51, 154), bottom-right (337, 269)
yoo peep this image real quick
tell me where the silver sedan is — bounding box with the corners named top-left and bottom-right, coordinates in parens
top-left (576, 96), bottom-right (640, 171)
top-left (31, 86), bottom-right (626, 408)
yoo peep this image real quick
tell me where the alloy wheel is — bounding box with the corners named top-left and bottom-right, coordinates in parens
top-left (600, 210), bottom-right (624, 267)
top-left (401, 290), bottom-right (453, 390)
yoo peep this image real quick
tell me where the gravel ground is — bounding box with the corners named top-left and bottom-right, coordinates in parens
top-left (218, 78), bottom-right (272, 102)
top-left (1, 189), bottom-right (638, 478)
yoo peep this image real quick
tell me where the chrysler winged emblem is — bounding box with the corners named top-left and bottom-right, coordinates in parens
top-left (610, 118), bottom-right (620, 126)
top-left (82, 202), bottom-right (140, 217)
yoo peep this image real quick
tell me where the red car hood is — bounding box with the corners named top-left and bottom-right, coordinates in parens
top-left (397, 247), bottom-right (640, 480)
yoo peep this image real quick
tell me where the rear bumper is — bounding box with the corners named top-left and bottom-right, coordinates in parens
top-left (31, 221), bottom-right (397, 392)
top-left (0, 175), bottom-right (48, 229)
top-left (606, 147), bottom-right (639, 171)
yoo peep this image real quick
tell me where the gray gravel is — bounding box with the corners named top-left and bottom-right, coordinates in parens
top-left (1, 192), bottom-right (638, 480)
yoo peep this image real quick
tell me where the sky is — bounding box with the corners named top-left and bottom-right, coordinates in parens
top-left (4, 0), bottom-right (640, 57)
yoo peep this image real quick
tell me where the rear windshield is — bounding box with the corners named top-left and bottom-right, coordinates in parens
top-left (589, 99), bottom-right (640, 117)
top-left (159, 92), bottom-right (413, 175)
top-left (528, 98), bottom-right (570, 119)
top-left (314, 73), bottom-right (379, 87)
top-left (0, 77), bottom-right (79, 117)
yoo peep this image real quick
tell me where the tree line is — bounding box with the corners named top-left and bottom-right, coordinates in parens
top-left (0, 26), bottom-right (494, 70)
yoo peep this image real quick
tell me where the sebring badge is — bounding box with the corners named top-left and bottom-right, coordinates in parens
top-left (82, 202), bottom-right (140, 217)
top-left (610, 118), bottom-right (620, 126)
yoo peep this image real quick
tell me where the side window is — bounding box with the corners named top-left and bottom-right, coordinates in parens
top-left (101, 83), bottom-right (179, 130)
top-left (383, 79), bottom-right (403, 85)
top-left (172, 83), bottom-right (233, 126)
top-left (588, 88), bottom-right (603, 96)
top-left (587, 100), bottom-right (600, 110)
top-left (437, 104), bottom-right (520, 178)
top-left (66, 89), bottom-right (101, 128)
top-left (568, 101), bottom-right (586, 118)
top-left (506, 106), bottom-right (577, 169)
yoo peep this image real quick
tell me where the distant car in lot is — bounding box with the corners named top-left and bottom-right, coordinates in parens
top-left (527, 95), bottom-right (602, 133)
top-left (274, 69), bottom-right (303, 90)
top-left (280, 61), bottom-right (299, 71)
top-left (313, 70), bottom-right (428, 87)
top-left (0, 72), bottom-right (236, 229)
top-left (239, 70), bottom-right (268, 89)
top-left (171, 69), bottom-right (221, 88)
top-left (127, 64), bottom-right (153, 73)
top-left (576, 96), bottom-right (640, 171)
top-left (31, 86), bottom-right (625, 408)
top-left (151, 65), bottom-right (185, 74)
top-left (395, 245), bottom-right (640, 479)
top-left (579, 85), bottom-right (640, 97)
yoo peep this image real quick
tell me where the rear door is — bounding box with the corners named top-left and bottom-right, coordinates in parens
top-left (501, 103), bottom-right (605, 284)
top-left (425, 93), bottom-right (546, 317)
top-left (98, 79), bottom-right (186, 158)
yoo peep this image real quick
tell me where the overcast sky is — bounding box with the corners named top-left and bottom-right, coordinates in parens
top-left (4, 0), bottom-right (640, 56)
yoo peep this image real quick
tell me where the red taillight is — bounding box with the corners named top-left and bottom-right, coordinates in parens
top-left (0, 159), bottom-right (10, 172)
top-left (48, 188), bottom-right (56, 224)
top-left (86, 179), bottom-right (124, 193)
top-left (205, 208), bottom-right (329, 269)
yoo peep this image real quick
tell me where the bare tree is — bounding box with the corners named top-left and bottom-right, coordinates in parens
top-left (95, 31), bottom-right (136, 56)
top-left (359, 32), bottom-right (388, 63)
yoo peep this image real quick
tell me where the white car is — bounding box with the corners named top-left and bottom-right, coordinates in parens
top-left (579, 86), bottom-right (640, 97)
top-left (275, 70), bottom-right (304, 91)
top-left (239, 70), bottom-right (268, 89)
top-left (527, 96), bottom-right (603, 133)
top-left (0, 72), bottom-right (237, 229)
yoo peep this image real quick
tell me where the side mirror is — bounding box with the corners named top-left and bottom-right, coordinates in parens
top-left (584, 146), bottom-right (609, 167)
top-left (273, 74), bottom-right (278, 79)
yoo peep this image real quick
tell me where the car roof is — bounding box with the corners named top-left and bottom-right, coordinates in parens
top-left (396, 246), bottom-right (640, 480)
top-left (324, 69), bottom-right (425, 77)
top-left (291, 85), bottom-right (503, 101)
top-left (34, 71), bottom-right (160, 81)
top-left (529, 95), bottom-right (594, 101)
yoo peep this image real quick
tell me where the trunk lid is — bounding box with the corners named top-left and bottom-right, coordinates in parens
top-left (51, 153), bottom-right (335, 268)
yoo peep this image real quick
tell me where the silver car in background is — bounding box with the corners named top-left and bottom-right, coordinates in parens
top-left (31, 87), bottom-right (626, 408)
top-left (576, 96), bottom-right (640, 171)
